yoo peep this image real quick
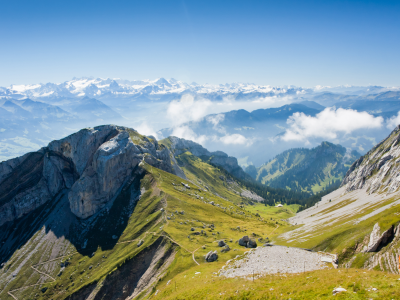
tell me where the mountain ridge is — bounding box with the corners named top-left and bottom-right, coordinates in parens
top-left (250, 141), bottom-right (361, 193)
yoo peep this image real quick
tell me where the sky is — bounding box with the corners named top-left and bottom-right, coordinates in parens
top-left (1, 0), bottom-right (399, 87)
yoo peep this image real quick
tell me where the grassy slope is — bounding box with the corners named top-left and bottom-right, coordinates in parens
top-left (2, 149), bottom-right (398, 300)
top-left (152, 268), bottom-right (400, 299)
top-left (0, 152), bottom-right (288, 300)
top-left (275, 193), bottom-right (400, 271)
top-left (256, 142), bottom-right (358, 194)
top-left (0, 172), bottom-right (166, 300)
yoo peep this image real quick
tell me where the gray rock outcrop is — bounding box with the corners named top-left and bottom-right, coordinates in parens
top-left (205, 250), bottom-right (218, 262)
top-left (365, 223), bottom-right (394, 252)
top-left (0, 125), bottom-right (185, 225)
top-left (341, 125), bottom-right (400, 195)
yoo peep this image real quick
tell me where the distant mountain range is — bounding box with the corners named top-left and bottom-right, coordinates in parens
top-left (0, 77), bottom-right (399, 165)
top-left (0, 97), bottom-right (122, 161)
top-left (2, 77), bottom-right (397, 101)
top-left (246, 141), bottom-right (361, 194)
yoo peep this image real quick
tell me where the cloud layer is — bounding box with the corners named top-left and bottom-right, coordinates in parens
top-left (282, 108), bottom-right (384, 142)
top-left (387, 112), bottom-right (400, 129)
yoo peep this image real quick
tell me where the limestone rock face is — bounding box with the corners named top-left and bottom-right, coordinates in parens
top-left (67, 128), bottom-right (184, 218)
top-left (366, 223), bottom-right (381, 252)
top-left (341, 125), bottom-right (400, 195)
top-left (0, 125), bottom-right (184, 225)
top-left (365, 223), bottom-right (394, 252)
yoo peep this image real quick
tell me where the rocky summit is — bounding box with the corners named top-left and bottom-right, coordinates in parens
top-left (0, 125), bottom-right (184, 225)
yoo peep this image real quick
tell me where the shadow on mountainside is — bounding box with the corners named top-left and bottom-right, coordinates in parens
top-left (0, 168), bottom-right (146, 265)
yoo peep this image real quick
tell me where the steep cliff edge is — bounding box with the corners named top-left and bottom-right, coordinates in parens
top-left (341, 125), bottom-right (400, 195)
top-left (0, 125), bottom-right (184, 225)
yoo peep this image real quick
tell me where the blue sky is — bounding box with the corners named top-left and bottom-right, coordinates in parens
top-left (1, 0), bottom-right (399, 87)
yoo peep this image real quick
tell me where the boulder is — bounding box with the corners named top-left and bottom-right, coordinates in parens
top-left (218, 240), bottom-right (226, 247)
top-left (205, 250), bottom-right (218, 262)
top-left (238, 235), bottom-right (249, 246)
top-left (247, 239), bottom-right (257, 248)
top-left (238, 235), bottom-right (257, 248)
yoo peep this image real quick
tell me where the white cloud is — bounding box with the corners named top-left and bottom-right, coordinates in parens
top-left (171, 125), bottom-right (208, 144)
top-left (206, 114), bottom-right (224, 126)
top-left (167, 94), bottom-right (212, 126)
top-left (206, 114), bottom-right (226, 134)
top-left (166, 94), bottom-right (293, 127)
top-left (220, 133), bottom-right (252, 145)
top-left (282, 108), bottom-right (384, 142)
top-left (136, 122), bottom-right (160, 140)
top-left (387, 112), bottom-right (400, 129)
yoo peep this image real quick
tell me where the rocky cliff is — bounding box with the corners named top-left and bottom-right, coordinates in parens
top-left (160, 136), bottom-right (251, 181)
top-left (341, 125), bottom-right (400, 195)
top-left (0, 125), bottom-right (184, 225)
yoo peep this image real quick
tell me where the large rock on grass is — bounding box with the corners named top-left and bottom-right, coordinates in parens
top-left (238, 235), bottom-right (257, 248)
top-left (205, 250), bottom-right (218, 262)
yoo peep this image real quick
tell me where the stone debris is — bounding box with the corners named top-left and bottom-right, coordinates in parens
top-left (137, 240), bottom-right (143, 247)
top-left (219, 246), bottom-right (333, 277)
top-left (218, 240), bottom-right (226, 247)
top-left (332, 287), bottom-right (347, 295)
top-left (240, 189), bottom-right (264, 202)
top-left (181, 182), bottom-right (191, 189)
top-left (205, 250), bottom-right (218, 262)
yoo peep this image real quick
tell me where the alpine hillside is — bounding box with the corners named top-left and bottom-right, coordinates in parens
top-left (277, 125), bottom-right (400, 275)
top-left (247, 141), bottom-right (361, 194)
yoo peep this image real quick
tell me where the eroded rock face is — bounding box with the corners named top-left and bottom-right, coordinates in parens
top-left (0, 125), bottom-right (184, 224)
top-left (341, 125), bottom-right (400, 195)
top-left (365, 223), bottom-right (394, 252)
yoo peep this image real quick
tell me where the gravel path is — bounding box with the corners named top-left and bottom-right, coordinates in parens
top-left (219, 246), bottom-right (334, 278)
